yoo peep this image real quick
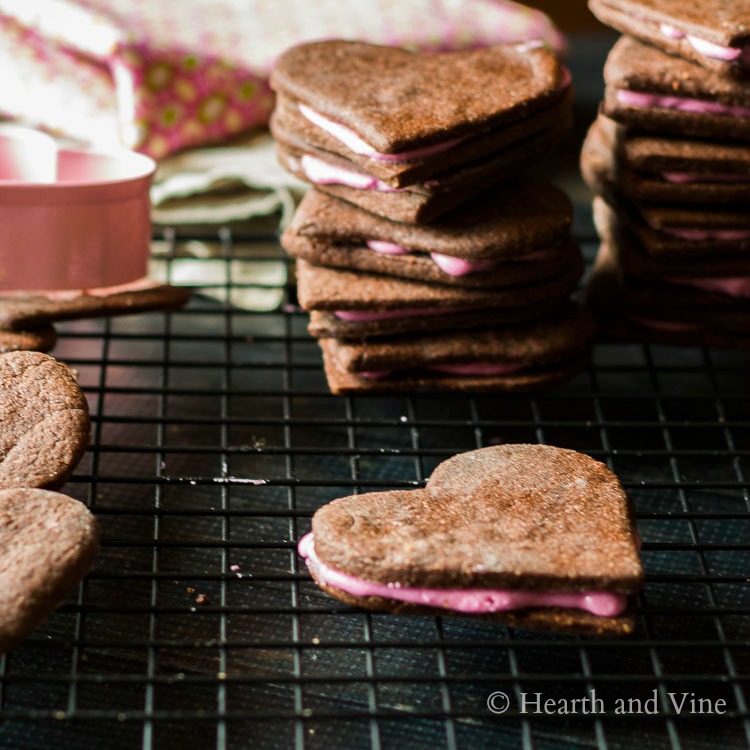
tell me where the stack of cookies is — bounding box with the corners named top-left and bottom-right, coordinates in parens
top-left (584, 1), bottom-right (750, 348)
top-left (271, 39), bottom-right (592, 393)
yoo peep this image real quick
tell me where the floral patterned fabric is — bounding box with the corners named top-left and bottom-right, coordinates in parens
top-left (0, 0), bottom-right (563, 159)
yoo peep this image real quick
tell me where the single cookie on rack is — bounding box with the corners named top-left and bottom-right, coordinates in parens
top-left (589, 0), bottom-right (750, 77)
top-left (0, 488), bottom-right (99, 654)
top-left (319, 302), bottom-right (592, 393)
top-left (299, 444), bottom-right (643, 636)
top-left (282, 185), bottom-right (574, 287)
top-left (0, 351), bottom-right (90, 490)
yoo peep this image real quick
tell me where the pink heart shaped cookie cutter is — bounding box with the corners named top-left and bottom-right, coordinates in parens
top-left (0, 125), bottom-right (155, 291)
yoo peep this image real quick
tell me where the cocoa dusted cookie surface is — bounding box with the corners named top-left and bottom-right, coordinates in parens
top-left (299, 444), bottom-right (643, 636)
top-left (0, 488), bottom-right (99, 654)
top-left (0, 351), bottom-right (90, 490)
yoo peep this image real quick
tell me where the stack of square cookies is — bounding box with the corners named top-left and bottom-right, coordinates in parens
top-left (584, 1), bottom-right (750, 348)
top-left (271, 39), bottom-right (592, 393)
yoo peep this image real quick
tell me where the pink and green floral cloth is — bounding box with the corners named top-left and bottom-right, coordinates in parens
top-left (0, 0), bottom-right (563, 159)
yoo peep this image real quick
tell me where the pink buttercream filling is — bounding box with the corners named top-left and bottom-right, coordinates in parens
top-left (365, 241), bottom-right (552, 277)
top-left (688, 36), bottom-right (745, 61)
top-left (366, 240), bottom-right (496, 276)
top-left (661, 171), bottom-right (750, 184)
top-left (430, 253), bottom-right (499, 276)
top-left (299, 154), bottom-right (404, 192)
top-left (333, 306), bottom-right (468, 322)
top-left (616, 89), bottom-right (750, 119)
top-left (299, 104), bottom-right (468, 163)
top-left (298, 533), bottom-right (627, 617)
top-left (659, 23), bottom-right (684, 40)
top-left (661, 227), bottom-right (750, 241)
top-left (367, 240), bottom-right (411, 256)
top-left (659, 23), bottom-right (746, 62)
top-left (666, 275), bottom-right (750, 298)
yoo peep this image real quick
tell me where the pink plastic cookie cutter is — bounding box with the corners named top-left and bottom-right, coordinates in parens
top-left (0, 125), bottom-right (156, 291)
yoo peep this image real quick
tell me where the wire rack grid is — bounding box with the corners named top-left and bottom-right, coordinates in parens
top-left (0, 209), bottom-right (748, 750)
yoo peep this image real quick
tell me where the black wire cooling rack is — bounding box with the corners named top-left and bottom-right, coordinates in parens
top-left (0, 205), bottom-right (749, 750)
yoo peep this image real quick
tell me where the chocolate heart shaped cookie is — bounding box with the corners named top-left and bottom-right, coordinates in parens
top-left (300, 444), bottom-right (643, 636)
top-left (272, 40), bottom-right (565, 153)
top-left (270, 40), bottom-right (571, 222)
top-left (0, 488), bottom-right (99, 653)
top-left (0, 351), bottom-right (90, 490)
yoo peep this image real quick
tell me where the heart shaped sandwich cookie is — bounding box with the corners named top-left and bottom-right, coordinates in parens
top-left (271, 40), bottom-right (571, 222)
top-left (319, 301), bottom-right (593, 394)
top-left (582, 115), bottom-right (750, 206)
top-left (587, 202), bottom-right (750, 348)
top-left (283, 184), bottom-right (574, 288)
top-left (0, 488), bottom-right (99, 654)
top-left (272, 40), bottom-right (567, 161)
top-left (590, 0), bottom-right (750, 78)
top-left (300, 444), bottom-right (643, 636)
top-left (0, 351), bottom-right (90, 490)
top-left (299, 257), bottom-right (583, 341)
top-left (603, 37), bottom-right (750, 143)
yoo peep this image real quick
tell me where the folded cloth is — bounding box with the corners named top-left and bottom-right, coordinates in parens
top-left (0, 0), bottom-right (564, 159)
top-left (151, 130), bottom-right (307, 227)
